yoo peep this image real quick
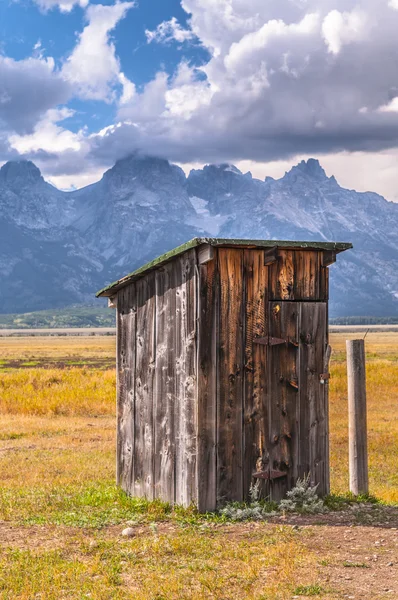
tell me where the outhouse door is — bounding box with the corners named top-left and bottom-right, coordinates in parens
top-left (255, 301), bottom-right (329, 501)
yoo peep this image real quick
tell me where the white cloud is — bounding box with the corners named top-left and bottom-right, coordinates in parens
top-left (47, 168), bottom-right (105, 190)
top-left (322, 8), bottom-right (368, 54)
top-left (145, 17), bottom-right (194, 44)
top-left (107, 0), bottom-right (398, 170)
top-left (224, 13), bottom-right (319, 73)
top-left (33, 0), bottom-right (89, 12)
top-left (62, 2), bottom-right (135, 101)
top-left (118, 72), bottom-right (136, 104)
top-left (9, 107), bottom-right (84, 154)
top-left (378, 98), bottom-right (398, 113)
top-left (5, 0), bottom-right (398, 203)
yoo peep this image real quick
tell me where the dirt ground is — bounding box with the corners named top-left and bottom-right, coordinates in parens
top-left (1, 508), bottom-right (397, 599)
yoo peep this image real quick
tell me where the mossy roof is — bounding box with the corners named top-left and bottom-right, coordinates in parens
top-left (96, 237), bottom-right (352, 297)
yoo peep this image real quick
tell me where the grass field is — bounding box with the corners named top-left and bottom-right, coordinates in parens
top-left (0, 332), bottom-right (397, 599)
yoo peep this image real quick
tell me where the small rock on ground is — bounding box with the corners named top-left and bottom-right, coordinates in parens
top-left (121, 527), bottom-right (135, 538)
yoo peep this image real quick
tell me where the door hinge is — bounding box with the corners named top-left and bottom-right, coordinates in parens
top-left (253, 470), bottom-right (287, 480)
top-left (254, 336), bottom-right (299, 347)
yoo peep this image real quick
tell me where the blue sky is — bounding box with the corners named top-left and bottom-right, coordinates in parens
top-left (1, 0), bottom-right (208, 134)
top-left (2, 0), bottom-right (398, 199)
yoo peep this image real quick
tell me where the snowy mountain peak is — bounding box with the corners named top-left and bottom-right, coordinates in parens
top-left (216, 163), bottom-right (242, 175)
top-left (0, 160), bottom-right (44, 189)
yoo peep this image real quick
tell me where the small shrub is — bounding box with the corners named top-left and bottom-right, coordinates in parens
top-left (279, 475), bottom-right (326, 514)
top-left (219, 482), bottom-right (278, 521)
top-left (220, 476), bottom-right (326, 521)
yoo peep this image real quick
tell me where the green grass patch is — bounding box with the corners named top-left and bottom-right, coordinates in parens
top-left (324, 493), bottom-right (381, 511)
top-left (292, 584), bottom-right (325, 596)
top-left (0, 545), bottom-right (125, 600)
top-left (0, 432), bottom-right (25, 441)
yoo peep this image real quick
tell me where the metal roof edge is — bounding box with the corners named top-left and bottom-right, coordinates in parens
top-left (96, 237), bottom-right (353, 297)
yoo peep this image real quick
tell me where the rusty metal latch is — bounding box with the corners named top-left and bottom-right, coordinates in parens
top-left (253, 470), bottom-right (287, 480)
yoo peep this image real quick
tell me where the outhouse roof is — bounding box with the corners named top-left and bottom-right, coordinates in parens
top-left (96, 237), bottom-right (353, 298)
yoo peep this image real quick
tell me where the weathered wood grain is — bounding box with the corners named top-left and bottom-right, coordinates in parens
top-left (175, 250), bottom-right (197, 506)
top-left (116, 285), bottom-right (136, 493)
top-left (298, 302), bottom-right (329, 495)
top-left (217, 248), bottom-right (244, 503)
top-left (322, 250), bottom-right (336, 267)
top-left (268, 301), bottom-right (299, 501)
top-left (243, 250), bottom-right (269, 500)
top-left (268, 250), bottom-right (327, 301)
top-left (347, 339), bottom-right (369, 496)
top-left (198, 244), bottom-right (214, 265)
top-left (115, 244), bottom-right (333, 510)
top-left (154, 263), bottom-right (176, 504)
top-left (134, 273), bottom-right (156, 499)
top-left (197, 255), bottom-right (219, 512)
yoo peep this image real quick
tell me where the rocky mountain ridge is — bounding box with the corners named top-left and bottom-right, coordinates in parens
top-left (1, 155), bottom-right (397, 316)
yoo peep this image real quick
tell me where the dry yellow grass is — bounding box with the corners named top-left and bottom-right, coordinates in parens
top-left (0, 331), bottom-right (397, 500)
top-left (0, 332), bottom-right (397, 599)
top-left (0, 368), bottom-right (115, 416)
top-left (329, 331), bottom-right (398, 503)
top-left (0, 334), bottom-right (115, 361)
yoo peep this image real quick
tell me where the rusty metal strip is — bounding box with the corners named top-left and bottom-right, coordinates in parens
top-left (253, 336), bottom-right (300, 347)
top-left (253, 470), bottom-right (287, 480)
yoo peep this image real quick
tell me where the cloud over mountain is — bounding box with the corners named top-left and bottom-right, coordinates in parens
top-left (3, 0), bottom-right (398, 197)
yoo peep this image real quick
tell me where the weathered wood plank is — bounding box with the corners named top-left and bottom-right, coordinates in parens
top-left (263, 247), bottom-right (278, 266)
top-left (299, 302), bottom-right (329, 495)
top-left (134, 273), bottom-right (156, 499)
top-left (243, 250), bottom-right (269, 500)
top-left (322, 250), bottom-right (336, 267)
top-left (276, 250), bottom-right (294, 300)
top-left (269, 250), bottom-right (327, 301)
top-left (268, 301), bottom-right (299, 501)
top-left (116, 284), bottom-right (136, 494)
top-left (217, 248), bottom-right (244, 504)
top-left (293, 251), bottom-right (318, 300)
top-left (198, 244), bottom-right (214, 265)
top-left (347, 339), bottom-right (368, 496)
top-left (108, 296), bottom-right (117, 309)
top-left (175, 250), bottom-right (197, 506)
top-left (197, 255), bottom-right (218, 512)
top-left (154, 263), bottom-right (176, 504)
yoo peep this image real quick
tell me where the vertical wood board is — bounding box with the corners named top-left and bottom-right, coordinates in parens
top-left (154, 263), bottom-right (176, 504)
top-left (116, 284), bottom-right (136, 493)
top-left (217, 248), bottom-right (245, 503)
top-left (175, 250), bottom-right (197, 506)
top-left (267, 301), bottom-right (299, 501)
top-left (243, 250), bottom-right (269, 500)
top-left (134, 273), bottom-right (156, 499)
top-left (197, 256), bottom-right (218, 512)
top-left (298, 302), bottom-right (329, 495)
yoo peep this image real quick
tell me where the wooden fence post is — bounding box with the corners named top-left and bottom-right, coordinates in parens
top-left (346, 339), bottom-right (368, 496)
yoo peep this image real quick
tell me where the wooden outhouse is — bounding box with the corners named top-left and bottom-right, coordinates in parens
top-left (97, 238), bottom-right (352, 511)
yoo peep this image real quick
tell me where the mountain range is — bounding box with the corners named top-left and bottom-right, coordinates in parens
top-left (1, 155), bottom-right (397, 317)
